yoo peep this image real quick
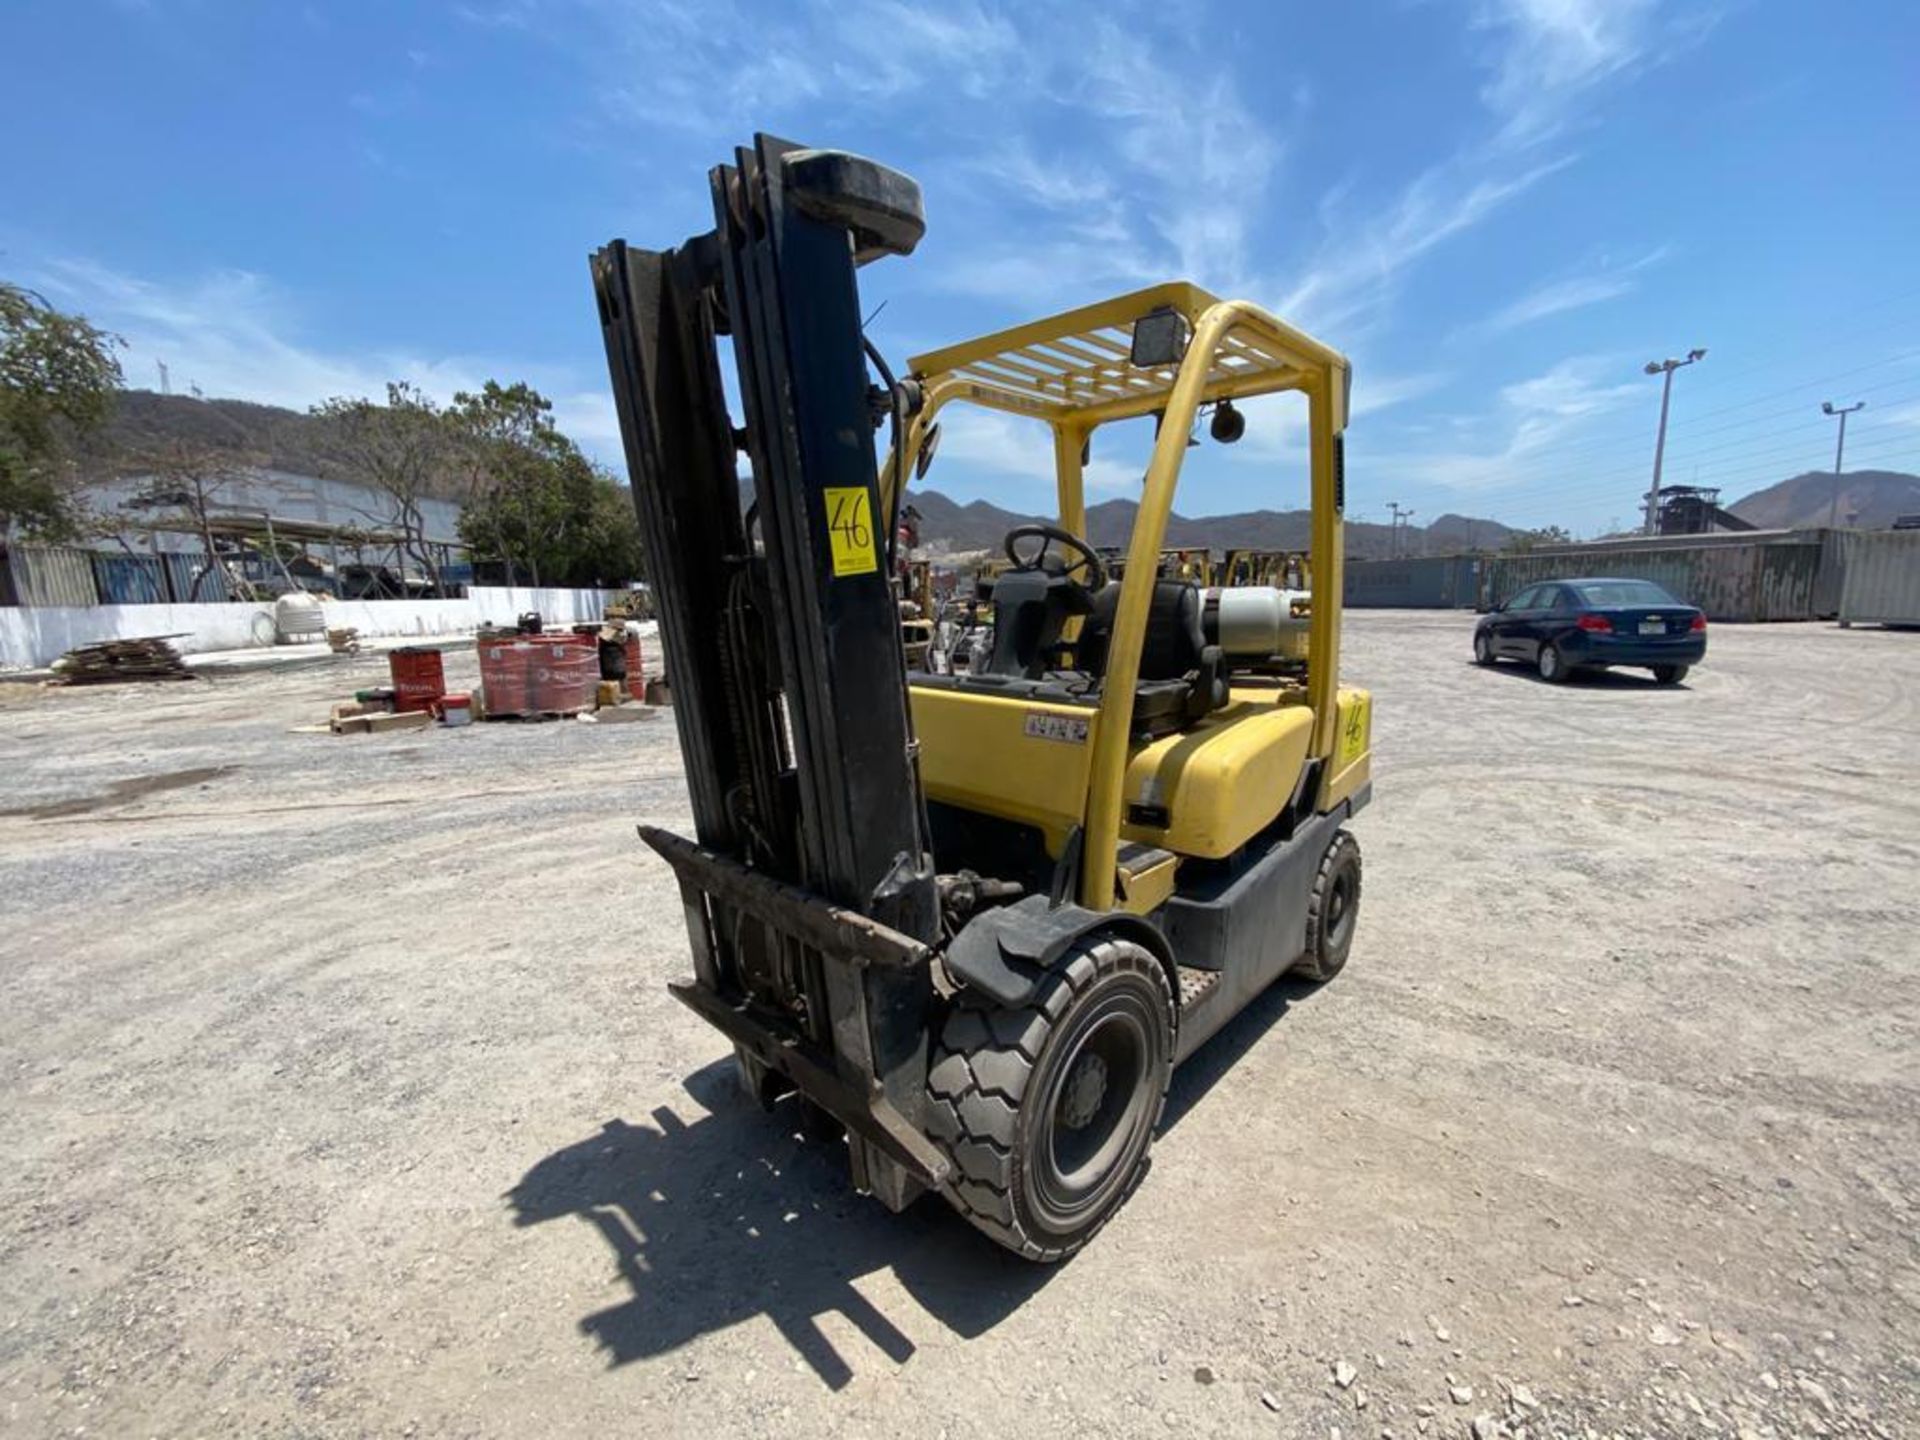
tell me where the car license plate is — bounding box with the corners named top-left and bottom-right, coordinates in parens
top-left (1639, 619), bottom-right (1665, 635)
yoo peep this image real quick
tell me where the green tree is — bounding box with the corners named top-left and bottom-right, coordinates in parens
top-left (450, 381), bottom-right (643, 587)
top-left (0, 283), bottom-right (124, 538)
top-left (114, 435), bottom-right (257, 599)
top-left (572, 470), bottom-right (647, 587)
top-left (311, 382), bottom-right (454, 592)
top-left (1504, 525), bottom-right (1572, 553)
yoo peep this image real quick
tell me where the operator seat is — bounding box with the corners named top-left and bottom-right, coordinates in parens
top-left (1077, 579), bottom-right (1229, 738)
top-left (981, 566), bottom-right (1095, 678)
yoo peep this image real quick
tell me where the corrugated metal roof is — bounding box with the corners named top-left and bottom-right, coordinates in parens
top-left (82, 468), bottom-right (464, 546)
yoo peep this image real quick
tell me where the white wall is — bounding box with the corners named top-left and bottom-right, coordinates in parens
top-left (0, 586), bottom-right (628, 670)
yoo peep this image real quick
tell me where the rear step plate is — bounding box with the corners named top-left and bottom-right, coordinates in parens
top-left (1177, 965), bottom-right (1221, 1011)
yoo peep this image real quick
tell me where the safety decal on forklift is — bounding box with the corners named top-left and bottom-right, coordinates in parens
top-left (824, 487), bottom-right (879, 577)
top-left (1337, 693), bottom-right (1371, 767)
top-left (1024, 712), bottom-right (1090, 744)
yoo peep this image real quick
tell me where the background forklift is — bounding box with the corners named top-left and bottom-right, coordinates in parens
top-left (592, 136), bottom-right (1371, 1261)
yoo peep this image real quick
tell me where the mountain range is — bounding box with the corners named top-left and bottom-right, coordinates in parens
top-left (906, 489), bottom-right (1514, 561)
top-left (1727, 470), bottom-right (1920, 530)
top-left (92, 390), bottom-right (1920, 553)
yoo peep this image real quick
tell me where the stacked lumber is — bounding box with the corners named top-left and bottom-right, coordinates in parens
top-left (49, 636), bottom-right (194, 685)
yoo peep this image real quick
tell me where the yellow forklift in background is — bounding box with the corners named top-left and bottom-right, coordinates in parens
top-left (593, 137), bottom-right (1370, 1261)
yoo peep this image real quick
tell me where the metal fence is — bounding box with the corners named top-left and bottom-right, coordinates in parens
top-left (4, 545), bottom-right (99, 607)
top-left (1836, 531), bottom-right (1920, 627)
top-left (2, 543), bottom-right (232, 607)
top-left (1345, 554), bottom-right (1486, 609)
top-left (1483, 531), bottom-right (1842, 622)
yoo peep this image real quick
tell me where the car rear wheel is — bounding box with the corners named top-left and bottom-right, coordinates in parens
top-left (927, 936), bottom-right (1173, 1262)
top-left (1537, 641), bottom-right (1570, 683)
top-left (1473, 631), bottom-right (1496, 666)
top-left (1653, 664), bottom-right (1689, 685)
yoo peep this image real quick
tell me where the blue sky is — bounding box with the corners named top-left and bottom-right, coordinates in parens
top-left (6, 0), bottom-right (1918, 534)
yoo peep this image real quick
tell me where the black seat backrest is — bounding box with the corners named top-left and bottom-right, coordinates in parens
top-left (1077, 579), bottom-right (1205, 679)
top-left (1076, 579), bottom-right (1228, 737)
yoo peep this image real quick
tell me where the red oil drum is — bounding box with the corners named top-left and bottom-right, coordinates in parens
top-left (529, 638), bottom-right (597, 714)
top-left (388, 646), bottom-right (446, 712)
top-left (477, 639), bottom-right (533, 717)
top-left (624, 633), bottom-right (645, 701)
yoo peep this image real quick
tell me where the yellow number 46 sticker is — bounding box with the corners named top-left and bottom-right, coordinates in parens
top-left (1336, 691), bottom-right (1371, 767)
top-left (824, 486), bottom-right (878, 578)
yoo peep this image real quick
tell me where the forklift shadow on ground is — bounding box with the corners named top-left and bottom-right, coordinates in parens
top-left (504, 976), bottom-right (1321, 1390)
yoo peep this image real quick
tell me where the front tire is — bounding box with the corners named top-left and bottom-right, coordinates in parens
top-left (1294, 828), bottom-right (1362, 982)
top-left (1653, 664), bottom-right (1689, 685)
top-left (1473, 631), bottom-right (1497, 666)
top-left (927, 936), bottom-right (1173, 1262)
top-left (1538, 641), bottom-right (1570, 683)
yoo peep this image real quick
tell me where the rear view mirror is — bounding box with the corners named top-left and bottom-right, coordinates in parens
top-left (914, 421), bottom-right (941, 480)
top-left (1130, 307), bottom-right (1190, 368)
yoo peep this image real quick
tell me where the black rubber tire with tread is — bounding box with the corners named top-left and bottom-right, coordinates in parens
top-left (1653, 664), bottom-right (1689, 685)
top-left (1538, 641), bottom-right (1570, 683)
top-left (1473, 631), bottom-right (1497, 666)
top-left (926, 937), bottom-right (1173, 1262)
top-left (1294, 828), bottom-right (1362, 982)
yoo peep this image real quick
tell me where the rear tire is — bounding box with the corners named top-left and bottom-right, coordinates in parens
top-left (927, 936), bottom-right (1173, 1262)
top-left (1473, 631), bottom-right (1496, 666)
top-left (1538, 641), bottom-right (1569, 683)
top-left (1294, 828), bottom-right (1362, 982)
top-left (1653, 664), bottom-right (1689, 685)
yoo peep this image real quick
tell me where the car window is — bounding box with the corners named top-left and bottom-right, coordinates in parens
top-left (1574, 579), bottom-right (1679, 607)
top-left (1545, 585), bottom-right (1576, 613)
top-left (1506, 585), bottom-right (1542, 610)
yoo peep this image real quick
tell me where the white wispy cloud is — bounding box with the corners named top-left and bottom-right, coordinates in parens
top-left (1274, 2), bottom-right (1697, 339)
top-left (1488, 273), bottom-right (1636, 332)
top-left (1472, 0), bottom-right (1663, 140)
top-left (1278, 156), bottom-right (1576, 336)
top-left (1373, 353), bottom-right (1641, 493)
top-left (30, 258), bottom-right (622, 455)
top-left (935, 406), bottom-right (1144, 494)
top-left (1476, 243), bottom-right (1673, 335)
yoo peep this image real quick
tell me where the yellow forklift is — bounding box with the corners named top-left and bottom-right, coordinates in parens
top-left (1221, 547), bottom-right (1310, 591)
top-left (592, 136), bottom-right (1371, 1261)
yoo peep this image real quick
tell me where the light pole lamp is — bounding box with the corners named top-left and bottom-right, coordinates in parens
top-left (1822, 400), bottom-right (1866, 530)
top-left (1643, 348), bottom-right (1707, 535)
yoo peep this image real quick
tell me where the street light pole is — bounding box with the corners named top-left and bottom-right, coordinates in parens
top-left (1387, 501), bottom-right (1412, 558)
top-left (1822, 400), bottom-right (1865, 530)
top-left (1642, 349), bottom-right (1707, 535)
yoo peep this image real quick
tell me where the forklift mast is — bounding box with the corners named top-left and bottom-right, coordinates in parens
top-left (591, 136), bottom-right (945, 1201)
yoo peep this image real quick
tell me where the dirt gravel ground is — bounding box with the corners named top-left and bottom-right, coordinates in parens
top-left (1, 614), bottom-right (1917, 1440)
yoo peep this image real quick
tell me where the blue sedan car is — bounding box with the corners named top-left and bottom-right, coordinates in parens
top-left (1474, 577), bottom-right (1707, 684)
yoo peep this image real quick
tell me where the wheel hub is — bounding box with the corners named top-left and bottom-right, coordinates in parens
top-left (1059, 1052), bottom-right (1109, 1130)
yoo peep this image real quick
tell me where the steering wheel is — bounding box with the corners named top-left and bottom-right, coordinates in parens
top-left (1003, 523), bottom-right (1108, 590)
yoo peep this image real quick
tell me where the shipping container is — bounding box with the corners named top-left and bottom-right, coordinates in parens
top-left (1485, 531), bottom-right (1841, 623)
top-left (1345, 554), bottom-right (1485, 608)
top-left (1836, 531), bottom-right (1920, 627)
